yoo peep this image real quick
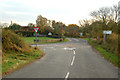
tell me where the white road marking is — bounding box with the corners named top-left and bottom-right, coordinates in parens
top-left (74, 39), bottom-right (79, 41)
top-left (65, 72), bottom-right (70, 79)
top-left (73, 50), bottom-right (75, 55)
top-left (71, 56), bottom-right (75, 66)
top-left (64, 48), bottom-right (76, 50)
top-left (64, 48), bottom-right (67, 50)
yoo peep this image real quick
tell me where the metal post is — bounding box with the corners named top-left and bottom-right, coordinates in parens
top-left (36, 33), bottom-right (37, 47)
top-left (104, 34), bottom-right (106, 44)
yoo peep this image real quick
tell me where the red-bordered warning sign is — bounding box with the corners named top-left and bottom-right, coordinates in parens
top-left (33, 27), bottom-right (40, 33)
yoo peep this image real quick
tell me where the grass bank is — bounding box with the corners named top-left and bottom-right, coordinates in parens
top-left (2, 48), bottom-right (44, 75)
top-left (84, 38), bottom-right (120, 67)
top-left (22, 37), bottom-right (69, 44)
top-left (2, 29), bottom-right (44, 75)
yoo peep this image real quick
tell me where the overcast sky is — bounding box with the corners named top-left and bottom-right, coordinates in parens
top-left (0, 0), bottom-right (119, 26)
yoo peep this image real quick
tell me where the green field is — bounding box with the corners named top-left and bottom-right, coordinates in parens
top-left (22, 37), bottom-right (69, 44)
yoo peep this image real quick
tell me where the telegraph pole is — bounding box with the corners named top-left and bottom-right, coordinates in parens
top-left (118, 1), bottom-right (120, 22)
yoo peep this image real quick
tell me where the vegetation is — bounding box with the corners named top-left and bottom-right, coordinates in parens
top-left (22, 37), bottom-right (58, 44)
top-left (85, 38), bottom-right (120, 67)
top-left (2, 49), bottom-right (43, 74)
top-left (79, 4), bottom-right (119, 67)
top-left (2, 29), bottom-right (44, 75)
top-left (80, 4), bottom-right (119, 57)
top-left (9, 23), bottom-right (21, 30)
top-left (22, 37), bottom-right (69, 44)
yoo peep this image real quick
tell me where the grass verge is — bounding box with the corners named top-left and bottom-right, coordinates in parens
top-left (2, 48), bottom-right (44, 75)
top-left (84, 38), bottom-right (120, 67)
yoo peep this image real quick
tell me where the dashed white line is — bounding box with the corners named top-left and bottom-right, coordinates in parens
top-left (65, 72), bottom-right (70, 79)
top-left (71, 56), bottom-right (75, 66)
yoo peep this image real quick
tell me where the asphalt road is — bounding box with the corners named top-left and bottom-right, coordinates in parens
top-left (3, 38), bottom-right (118, 79)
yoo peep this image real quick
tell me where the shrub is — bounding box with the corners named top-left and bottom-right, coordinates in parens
top-left (101, 33), bottom-right (119, 56)
top-left (62, 36), bottom-right (66, 40)
top-left (2, 29), bottom-right (33, 53)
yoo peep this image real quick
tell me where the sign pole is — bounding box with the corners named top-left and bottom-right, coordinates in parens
top-left (36, 33), bottom-right (37, 47)
top-left (33, 27), bottom-right (40, 47)
top-left (103, 34), bottom-right (106, 44)
top-left (103, 30), bottom-right (112, 44)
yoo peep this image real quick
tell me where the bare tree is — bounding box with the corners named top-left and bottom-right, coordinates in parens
top-left (90, 5), bottom-right (118, 22)
top-left (90, 7), bottom-right (111, 23)
top-left (110, 5), bottom-right (118, 22)
top-left (79, 19), bottom-right (90, 27)
top-left (0, 23), bottom-right (9, 28)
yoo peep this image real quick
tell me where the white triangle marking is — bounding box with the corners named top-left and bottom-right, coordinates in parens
top-left (34, 28), bottom-right (39, 32)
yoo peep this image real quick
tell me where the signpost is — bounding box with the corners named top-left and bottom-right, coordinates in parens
top-left (103, 30), bottom-right (112, 44)
top-left (33, 33), bottom-right (39, 36)
top-left (103, 31), bottom-right (112, 34)
top-left (80, 33), bottom-right (83, 37)
top-left (33, 27), bottom-right (40, 46)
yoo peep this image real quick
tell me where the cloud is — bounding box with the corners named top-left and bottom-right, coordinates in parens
top-left (0, 0), bottom-right (119, 26)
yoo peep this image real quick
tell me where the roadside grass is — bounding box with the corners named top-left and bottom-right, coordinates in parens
top-left (22, 37), bottom-right (69, 44)
top-left (0, 65), bottom-right (1, 74)
top-left (83, 38), bottom-right (120, 67)
top-left (22, 37), bottom-right (55, 44)
top-left (2, 48), bottom-right (44, 75)
top-left (96, 46), bottom-right (120, 67)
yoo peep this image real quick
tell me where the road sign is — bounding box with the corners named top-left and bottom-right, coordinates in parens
top-left (33, 27), bottom-right (40, 33)
top-left (103, 30), bottom-right (112, 44)
top-left (103, 31), bottom-right (112, 34)
top-left (80, 33), bottom-right (83, 36)
top-left (48, 32), bottom-right (52, 35)
top-left (33, 27), bottom-right (40, 47)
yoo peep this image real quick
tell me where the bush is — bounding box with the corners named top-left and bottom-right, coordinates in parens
top-left (2, 29), bottom-right (33, 53)
top-left (62, 36), bottom-right (66, 40)
top-left (101, 33), bottom-right (119, 56)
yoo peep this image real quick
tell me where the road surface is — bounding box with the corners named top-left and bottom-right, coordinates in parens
top-left (3, 38), bottom-right (119, 79)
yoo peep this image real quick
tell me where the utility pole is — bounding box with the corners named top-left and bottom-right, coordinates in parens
top-left (118, 2), bottom-right (120, 80)
top-left (118, 1), bottom-right (120, 22)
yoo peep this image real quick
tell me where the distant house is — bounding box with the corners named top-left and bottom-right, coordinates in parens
top-left (20, 26), bottom-right (33, 32)
top-left (14, 26), bottom-right (35, 37)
